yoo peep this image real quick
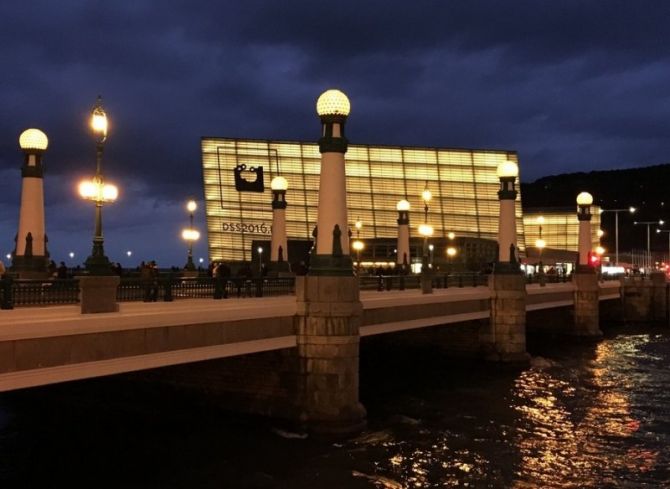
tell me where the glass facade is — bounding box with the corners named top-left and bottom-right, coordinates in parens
top-left (201, 138), bottom-right (525, 263)
top-left (523, 208), bottom-right (602, 253)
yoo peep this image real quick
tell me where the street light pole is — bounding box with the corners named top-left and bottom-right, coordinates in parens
top-left (80, 96), bottom-right (118, 276)
top-left (656, 228), bottom-right (670, 267)
top-left (634, 220), bottom-right (664, 271)
top-left (600, 207), bottom-right (635, 265)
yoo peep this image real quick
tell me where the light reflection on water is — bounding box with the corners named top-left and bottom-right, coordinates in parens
top-left (353, 332), bottom-right (670, 488)
top-left (0, 329), bottom-right (669, 488)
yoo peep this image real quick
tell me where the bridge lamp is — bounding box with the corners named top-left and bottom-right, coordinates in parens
top-left (183, 199), bottom-right (199, 271)
top-left (352, 239), bottom-right (364, 274)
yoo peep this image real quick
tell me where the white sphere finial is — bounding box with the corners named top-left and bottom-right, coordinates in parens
top-left (576, 192), bottom-right (593, 206)
top-left (271, 176), bottom-right (288, 191)
top-left (316, 89), bottom-right (351, 117)
top-left (19, 128), bottom-right (49, 151)
top-left (496, 160), bottom-right (518, 179)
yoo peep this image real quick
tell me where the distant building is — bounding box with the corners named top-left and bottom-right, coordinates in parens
top-left (201, 138), bottom-right (525, 268)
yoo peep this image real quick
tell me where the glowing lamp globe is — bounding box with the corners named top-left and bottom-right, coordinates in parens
top-left (418, 224), bottom-right (434, 237)
top-left (396, 199), bottom-right (410, 212)
top-left (271, 176), bottom-right (288, 191)
top-left (496, 160), bottom-right (519, 179)
top-left (182, 229), bottom-right (200, 241)
top-left (535, 238), bottom-right (546, 249)
top-left (421, 188), bottom-right (432, 203)
top-left (187, 200), bottom-right (197, 213)
top-left (446, 247), bottom-right (457, 257)
top-left (78, 180), bottom-right (97, 200)
top-left (576, 192), bottom-right (593, 206)
top-left (19, 128), bottom-right (49, 151)
top-left (102, 184), bottom-right (118, 202)
top-left (537, 216), bottom-right (545, 225)
top-left (316, 89), bottom-right (351, 117)
top-left (595, 246), bottom-right (605, 255)
top-left (91, 98), bottom-right (108, 137)
top-left (352, 240), bottom-right (365, 252)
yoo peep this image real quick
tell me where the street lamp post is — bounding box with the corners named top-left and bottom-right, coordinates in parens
top-left (183, 200), bottom-right (198, 271)
top-left (80, 96), bottom-right (118, 275)
top-left (656, 228), bottom-right (670, 267)
top-left (257, 246), bottom-right (264, 275)
top-left (634, 219), bottom-right (664, 271)
top-left (446, 246), bottom-right (457, 274)
top-left (600, 206), bottom-right (636, 265)
top-left (419, 183), bottom-right (433, 294)
top-left (352, 219), bottom-right (364, 274)
top-left (535, 216), bottom-right (546, 285)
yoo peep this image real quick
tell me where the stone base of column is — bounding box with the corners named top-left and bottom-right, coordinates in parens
top-left (294, 275), bottom-right (366, 436)
top-left (270, 260), bottom-right (292, 275)
top-left (10, 254), bottom-right (49, 279)
top-left (481, 272), bottom-right (530, 363)
top-left (420, 271), bottom-right (433, 294)
top-left (308, 254), bottom-right (354, 276)
top-left (572, 271), bottom-right (602, 337)
top-left (78, 275), bottom-right (120, 314)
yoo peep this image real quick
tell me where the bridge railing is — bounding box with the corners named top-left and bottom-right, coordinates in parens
top-left (0, 275), bottom-right (297, 309)
top-left (0, 277), bottom-right (80, 309)
top-left (359, 272), bottom-right (487, 291)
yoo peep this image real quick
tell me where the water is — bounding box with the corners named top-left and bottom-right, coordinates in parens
top-left (1, 324), bottom-right (669, 488)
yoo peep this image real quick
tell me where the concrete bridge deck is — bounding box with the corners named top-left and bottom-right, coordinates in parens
top-left (0, 281), bottom-right (621, 392)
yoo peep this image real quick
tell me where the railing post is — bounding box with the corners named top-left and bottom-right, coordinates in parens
top-left (377, 275), bottom-right (384, 291)
top-left (1, 276), bottom-right (14, 310)
top-left (163, 273), bottom-right (174, 302)
top-left (399, 275), bottom-right (405, 291)
top-left (255, 278), bottom-right (263, 297)
top-left (214, 277), bottom-right (224, 299)
top-left (458, 274), bottom-right (463, 288)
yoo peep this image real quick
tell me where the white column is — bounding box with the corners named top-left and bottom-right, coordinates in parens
top-left (578, 215), bottom-right (592, 265)
top-left (16, 161), bottom-right (46, 256)
top-left (271, 207), bottom-right (287, 261)
top-left (498, 199), bottom-right (517, 262)
top-left (316, 149), bottom-right (349, 255)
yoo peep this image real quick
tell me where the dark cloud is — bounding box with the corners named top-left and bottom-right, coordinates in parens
top-left (1, 0), bottom-right (669, 264)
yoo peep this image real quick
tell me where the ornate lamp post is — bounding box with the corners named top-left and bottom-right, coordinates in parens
top-left (396, 199), bottom-right (411, 269)
top-left (310, 89), bottom-right (352, 274)
top-left (79, 96), bottom-right (118, 276)
top-left (535, 215), bottom-right (546, 285)
top-left (446, 246), bottom-right (457, 274)
top-left (576, 192), bottom-right (594, 271)
top-left (13, 128), bottom-right (50, 277)
top-left (270, 176), bottom-right (289, 272)
top-left (495, 159), bottom-right (520, 272)
top-left (352, 218), bottom-right (364, 274)
top-left (182, 200), bottom-right (199, 271)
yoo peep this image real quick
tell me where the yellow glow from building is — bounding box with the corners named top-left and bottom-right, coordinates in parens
top-left (201, 138), bottom-right (525, 262)
top-left (523, 208), bottom-right (602, 253)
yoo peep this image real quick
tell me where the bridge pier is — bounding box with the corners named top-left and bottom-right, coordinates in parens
top-left (78, 275), bottom-right (120, 314)
top-left (294, 275), bottom-right (366, 435)
top-left (572, 271), bottom-right (602, 337)
top-left (482, 273), bottom-right (529, 362)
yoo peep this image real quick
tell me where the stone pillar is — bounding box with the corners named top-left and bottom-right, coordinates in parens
top-left (572, 192), bottom-right (602, 336)
top-left (292, 89), bottom-right (365, 434)
top-left (482, 158), bottom-right (528, 362)
top-left (396, 199), bottom-right (411, 270)
top-left (78, 275), bottom-right (120, 314)
top-left (270, 176), bottom-right (290, 273)
top-left (12, 129), bottom-right (50, 278)
top-left (294, 275), bottom-right (366, 435)
top-left (572, 272), bottom-right (602, 336)
top-left (483, 269), bottom-right (529, 362)
top-left (649, 271), bottom-right (667, 321)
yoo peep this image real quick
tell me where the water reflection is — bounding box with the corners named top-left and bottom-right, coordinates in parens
top-left (512, 335), bottom-right (664, 487)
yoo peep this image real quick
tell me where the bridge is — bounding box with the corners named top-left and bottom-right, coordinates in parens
top-left (0, 281), bottom-right (621, 392)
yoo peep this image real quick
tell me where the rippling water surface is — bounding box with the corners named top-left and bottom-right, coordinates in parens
top-left (1, 324), bottom-right (669, 488)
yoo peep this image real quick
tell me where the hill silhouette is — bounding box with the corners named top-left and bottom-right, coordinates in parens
top-left (521, 163), bottom-right (670, 254)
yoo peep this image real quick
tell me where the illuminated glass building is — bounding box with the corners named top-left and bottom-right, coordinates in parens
top-left (201, 138), bottom-right (526, 264)
top-left (523, 207), bottom-right (602, 255)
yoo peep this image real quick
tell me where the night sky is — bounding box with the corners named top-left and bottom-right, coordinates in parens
top-left (1, 1), bottom-right (669, 267)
